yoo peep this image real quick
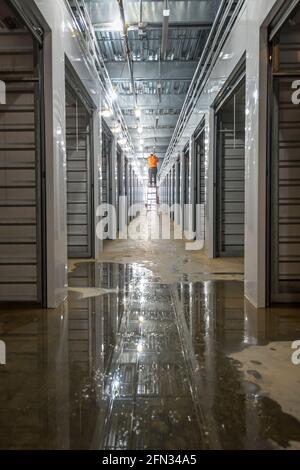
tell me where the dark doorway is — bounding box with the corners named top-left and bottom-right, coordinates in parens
top-left (194, 121), bottom-right (206, 240)
top-left (0, 0), bottom-right (45, 303)
top-left (65, 67), bottom-right (94, 259)
top-left (215, 74), bottom-right (246, 257)
top-left (268, 3), bottom-right (300, 303)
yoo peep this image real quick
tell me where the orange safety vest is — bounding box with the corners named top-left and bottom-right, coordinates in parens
top-left (147, 155), bottom-right (159, 168)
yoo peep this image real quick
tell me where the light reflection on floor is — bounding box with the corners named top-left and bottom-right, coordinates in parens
top-left (0, 262), bottom-right (300, 449)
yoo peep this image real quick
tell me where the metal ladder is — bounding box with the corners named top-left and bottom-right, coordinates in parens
top-left (146, 186), bottom-right (159, 212)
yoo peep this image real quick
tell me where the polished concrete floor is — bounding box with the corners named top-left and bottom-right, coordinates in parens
top-left (0, 211), bottom-right (300, 449)
top-left (1, 257), bottom-right (300, 449)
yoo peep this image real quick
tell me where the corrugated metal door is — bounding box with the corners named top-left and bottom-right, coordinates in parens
top-left (0, 1), bottom-right (44, 302)
top-left (194, 122), bottom-right (206, 239)
top-left (215, 79), bottom-right (245, 257)
top-left (184, 145), bottom-right (189, 206)
top-left (176, 159), bottom-right (180, 205)
top-left (102, 122), bottom-right (112, 206)
top-left (269, 3), bottom-right (300, 302)
top-left (66, 83), bottom-right (93, 258)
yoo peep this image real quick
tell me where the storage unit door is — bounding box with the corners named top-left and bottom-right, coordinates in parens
top-left (194, 127), bottom-right (206, 240)
top-left (66, 84), bottom-right (93, 258)
top-left (0, 1), bottom-right (44, 302)
top-left (215, 81), bottom-right (245, 257)
top-left (269, 4), bottom-right (300, 302)
top-left (102, 123), bottom-right (113, 206)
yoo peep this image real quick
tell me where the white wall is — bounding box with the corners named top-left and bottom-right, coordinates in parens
top-left (176, 0), bottom-right (285, 308)
top-left (33, 0), bottom-right (103, 307)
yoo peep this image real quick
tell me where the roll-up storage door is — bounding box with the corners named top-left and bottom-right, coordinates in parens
top-left (194, 120), bottom-right (206, 239)
top-left (171, 165), bottom-right (175, 220)
top-left (65, 65), bottom-right (95, 259)
top-left (183, 144), bottom-right (190, 232)
top-left (0, 0), bottom-right (45, 303)
top-left (169, 170), bottom-right (172, 207)
top-left (176, 159), bottom-right (180, 205)
top-left (102, 121), bottom-right (113, 206)
top-left (124, 156), bottom-right (129, 224)
top-left (269, 2), bottom-right (300, 303)
top-left (117, 146), bottom-right (122, 202)
top-left (214, 64), bottom-right (246, 257)
top-left (129, 164), bottom-right (133, 209)
top-left (184, 144), bottom-right (189, 206)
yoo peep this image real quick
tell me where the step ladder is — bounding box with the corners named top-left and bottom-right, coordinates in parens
top-left (146, 186), bottom-right (159, 212)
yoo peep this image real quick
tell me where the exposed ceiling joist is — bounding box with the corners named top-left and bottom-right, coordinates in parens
top-left (93, 22), bottom-right (212, 31)
top-left (118, 94), bottom-right (186, 107)
top-left (88, 0), bottom-right (219, 25)
top-left (83, 0), bottom-right (222, 164)
top-left (106, 62), bottom-right (198, 80)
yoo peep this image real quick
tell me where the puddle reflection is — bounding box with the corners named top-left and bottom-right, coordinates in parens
top-left (0, 263), bottom-right (300, 449)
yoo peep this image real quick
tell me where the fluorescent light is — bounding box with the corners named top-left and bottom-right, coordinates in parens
top-left (135, 107), bottom-right (141, 118)
top-left (137, 126), bottom-right (143, 134)
top-left (102, 108), bottom-right (112, 118)
top-left (112, 124), bottom-right (121, 134)
top-left (110, 89), bottom-right (118, 101)
top-left (163, 9), bottom-right (170, 16)
top-left (111, 18), bottom-right (123, 32)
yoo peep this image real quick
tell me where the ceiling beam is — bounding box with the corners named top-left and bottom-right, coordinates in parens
top-left (94, 22), bottom-right (212, 31)
top-left (129, 128), bottom-right (174, 138)
top-left (124, 115), bottom-right (178, 126)
top-left (106, 61), bottom-right (197, 80)
top-left (88, 1), bottom-right (218, 25)
top-left (118, 94), bottom-right (186, 107)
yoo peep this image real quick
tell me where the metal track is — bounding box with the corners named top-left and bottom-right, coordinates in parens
top-left (159, 0), bottom-right (246, 182)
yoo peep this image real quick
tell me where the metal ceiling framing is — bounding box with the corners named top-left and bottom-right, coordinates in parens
top-left (85, 0), bottom-right (217, 165)
top-left (65, 0), bottom-right (143, 178)
top-left (67, 0), bottom-right (244, 180)
top-left (159, 0), bottom-right (246, 182)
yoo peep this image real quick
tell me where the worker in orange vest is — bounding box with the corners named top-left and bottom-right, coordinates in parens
top-left (147, 153), bottom-right (159, 186)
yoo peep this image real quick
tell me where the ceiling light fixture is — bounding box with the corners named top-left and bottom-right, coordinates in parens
top-left (112, 123), bottom-right (121, 134)
top-left (101, 108), bottom-right (113, 118)
top-left (111, 18), bottom-right (123, 32)
top-left (110, 89), bottom-right (118, 101)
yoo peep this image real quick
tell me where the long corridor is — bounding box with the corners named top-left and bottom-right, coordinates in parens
top-left (1, 0), bottom-right (300, 456)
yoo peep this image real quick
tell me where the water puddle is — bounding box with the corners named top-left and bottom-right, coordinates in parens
top-left (0, 262), bottom-right (300, 449)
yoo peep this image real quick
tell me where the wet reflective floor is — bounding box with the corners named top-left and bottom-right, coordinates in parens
top-left (0, 262), bottom-right (300, 449)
